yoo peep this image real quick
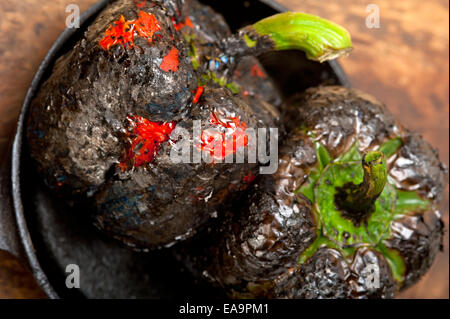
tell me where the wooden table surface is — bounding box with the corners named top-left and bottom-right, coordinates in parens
top-left (0, 0), bottom-right (448, 299)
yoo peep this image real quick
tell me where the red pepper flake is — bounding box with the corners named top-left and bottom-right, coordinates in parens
top-left (196, 112), bottom-right (249, 161)
top-left (134, 10), bottom-right (161, 43)
top-left (133, 0), bottom-right (147, 8)
top-left (185, 18), bottom-right (194, 29)
top-left (192, 86), bottom-right (204, 104)
top-left (120, 115), bottom-right (176, 170)
top-left (160, 46), bottom-right (180, 72)
top-left (251, 64), bottom-right (266, 78)
top-left (172, 17), bottom-right (194, 31)
top-left (99, 11), bottom-right (161, 50)
top-left (99, 15), bottom-right (135, 50)
top-left (243, 171), bottom-right (256, 184)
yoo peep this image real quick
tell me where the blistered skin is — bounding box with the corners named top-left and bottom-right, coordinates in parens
top-left (389, 133), bottom-right (447, 202)
top-left (200, 190), bottom-right (315, 294)
top-left (178, 0), bottom-right (282, 112)
top-left (386, 210), bottom-right (444, 288)
top-left (285, 86), bottom-right (400, 157)
top-left (27, 0), bottom-right (196, 196)
top-left (287, 87), bottom-right (446, 204)
top-left (233, 57), bottom-right (282, 122)
top-left (179, 0), bottom-right (231, 42)
top-left (285, 86), bottom-right (446, 292)
top-left (93, 87), bottom-right (265, 248)
top-left (177, 130), bottom-right (318, 297)
top-left (385, 134), bottom-right (446, 288)
top-left (26, 0), bottom-right (282, 248)
top-left (287, 87), bottom-right (446, 202)
top-left (278, 248), bottom-right (396, 299)
top-left (182, 86), bottom-right (445, 298)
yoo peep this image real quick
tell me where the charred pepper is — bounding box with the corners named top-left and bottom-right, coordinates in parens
top-left (179, 86), bottom-right (446, 298)
top-left (26, 0), bottom-right (352, 248)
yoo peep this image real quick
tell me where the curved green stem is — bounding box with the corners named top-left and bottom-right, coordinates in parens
top-left (222, 12), bottom-right (352, 62)
top-left (336, 151), bottom-right (387, 223)
top-left (361, 151), bottom-right (388, 200)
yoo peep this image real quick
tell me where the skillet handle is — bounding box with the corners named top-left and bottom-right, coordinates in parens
top-left (0, 147), bottom-right (25, 262)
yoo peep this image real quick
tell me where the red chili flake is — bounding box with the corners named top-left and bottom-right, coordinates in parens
top-left (99, 11), bottom-right (161, 50)
top-left (196, 112), bottom-right (249, 161)
top-left (134, 0), bottom-right (147, 8)
top-left (120, 115), bottom-right (176, 170)
top-left (172, 17), bottom-right (194, 31)
top-left (160, 46), bottom-right (180, 72)
top-left (192, 86), bottom-right (204, 104)
top-left (134, 0), bottom-right (156, 8)
top-left (134, 10), bottom-right (161, 43)
top-left (99, 15), bottom-right (135, 50)
top-left (251, 64), bottom-right (266, 78)
top-left (243, 171), bottom-right (256, 184)
top-left (185, 18), bottom-right (194, 28)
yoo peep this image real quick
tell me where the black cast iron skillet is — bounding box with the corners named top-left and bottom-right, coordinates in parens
top-left (0, 0), bottom-right (350, 298)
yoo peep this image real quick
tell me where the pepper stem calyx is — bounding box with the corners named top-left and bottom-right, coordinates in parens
top-left (336, 151), bottom-right (387, 225)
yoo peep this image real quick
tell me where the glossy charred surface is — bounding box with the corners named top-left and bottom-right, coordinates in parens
top-left (384, 134), bottom-right (446, 288)
top-left (26, 0), bottom-right (281, 249)
top-left (286, 86), bottom-right (446, 292)
top-left (385, 209), bottom-right (444, 289)
top-left (178, 0), bottom-right (282, 114)
top-left (389, 133), bottom-right (447, 202)
top-left (93, 87), bottom-right (265, 248)
top-left (278, 247), bottom-right (396, 299)
top-left (180, 86), bottom-right (446, 298)
top-left (176, 128), bottom-right (318, 298)
top-left (27, 0), bottom-right (196, 197)
top-left (285, 85), bottom-right (400, 157)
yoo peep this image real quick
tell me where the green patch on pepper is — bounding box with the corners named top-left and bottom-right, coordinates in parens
top-left (296, 133), bottom-right (431, 285)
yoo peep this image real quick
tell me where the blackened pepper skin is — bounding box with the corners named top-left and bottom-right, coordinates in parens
top-left (176, 134), bottom-right (318, 298)
top-left (173, 0), bottom-right (282, 125)
top-left (280, 247), bottom-right (396, 299)
top-left (27, 0), bottom-right (292, 249)
top-left (26, 0), bottom-right (281, 249)
top-left (93, 87), bottom-right (268, 248)
top-left (27, 0), bottom-right (197, 197)
top-left (180, 86), bottom-right (446, 298)
top-left (289, 86), bottom-right (446, 292)
top-left (26, 0), bottom-right (355, 249)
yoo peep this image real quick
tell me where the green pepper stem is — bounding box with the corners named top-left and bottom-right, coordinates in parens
top-left (336, 151), bottom-right (387, 223)
top-left (220, 12), bottom-right (352, 62)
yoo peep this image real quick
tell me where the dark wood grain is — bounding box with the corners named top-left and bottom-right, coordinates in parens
top-left (0, 251), bottom-right (47, 298)
top-left (0, 0), bottom-right (448, 299)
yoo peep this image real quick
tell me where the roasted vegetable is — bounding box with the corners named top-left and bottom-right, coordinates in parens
top-left (179, 86), bottom-right (446, 298)
top-left (26, 0), bottom-right (352, 248)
